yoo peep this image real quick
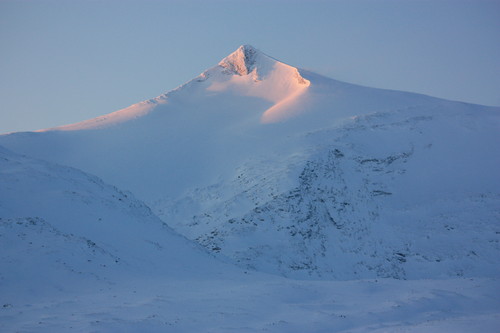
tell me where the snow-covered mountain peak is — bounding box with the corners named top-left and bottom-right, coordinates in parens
top-left (218, 44), bottom-right (260, 76)
top-left (207, 45), bottom-right (311, 122)
top-left (217, 45), bottom-right (309, 85)
top-left (34, 45), bottom-right (311, 132)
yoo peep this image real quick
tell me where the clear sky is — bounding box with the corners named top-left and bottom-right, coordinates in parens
top-left (1, 0), bottom-right (499, 133)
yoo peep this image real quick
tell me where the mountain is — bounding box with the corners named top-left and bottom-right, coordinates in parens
top-left (0, 45), bottom-right (446, 201)
top-left (1, 45), bottom-right (499, 280)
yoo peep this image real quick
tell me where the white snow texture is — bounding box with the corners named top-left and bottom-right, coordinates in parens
top-left (1, 45), bottom-right (499, 332)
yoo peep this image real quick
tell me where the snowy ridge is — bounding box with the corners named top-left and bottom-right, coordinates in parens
top-left (40, 99), bottom-right (160, 132)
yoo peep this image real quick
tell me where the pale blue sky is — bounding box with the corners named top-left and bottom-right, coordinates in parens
top-left (1, 0), bottom-right (499, 133)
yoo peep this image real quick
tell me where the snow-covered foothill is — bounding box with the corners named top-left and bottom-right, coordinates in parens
top-left (0, 145), bottom-right (237, 299)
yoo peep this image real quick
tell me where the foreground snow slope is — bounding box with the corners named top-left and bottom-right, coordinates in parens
top-left (0, 145), bottom-right (237, 300)
top-left (4, 146), bottom-right (498, 333)
top-left (1, 45), bottom-right (499, 280)
top-left (2, 270), bottom-right (500, 332)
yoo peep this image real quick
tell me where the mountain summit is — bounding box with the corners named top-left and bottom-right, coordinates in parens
top-left (218, 44), bottom-right (309, 85)
top-left (219, 44), bottom-right (261, 76)
top-left (37, 45), bottom-right (311, 131)
top-left (205, 44), bottom-right (311, 122)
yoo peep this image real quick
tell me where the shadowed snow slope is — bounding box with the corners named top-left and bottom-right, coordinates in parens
top-left (1, 45), bottom-right (500, 280)
top-left (0, 145), bottom-right (238, 302)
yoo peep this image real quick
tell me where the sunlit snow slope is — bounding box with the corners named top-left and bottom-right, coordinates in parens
top-left (1, 45), bottom-right (499, 280)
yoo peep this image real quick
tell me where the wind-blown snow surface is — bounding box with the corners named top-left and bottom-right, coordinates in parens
top-left (1, 45), bottom-right (500, 331)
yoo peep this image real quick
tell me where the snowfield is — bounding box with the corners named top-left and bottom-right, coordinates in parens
top-left (1, 45), bottom-right (499, 332)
